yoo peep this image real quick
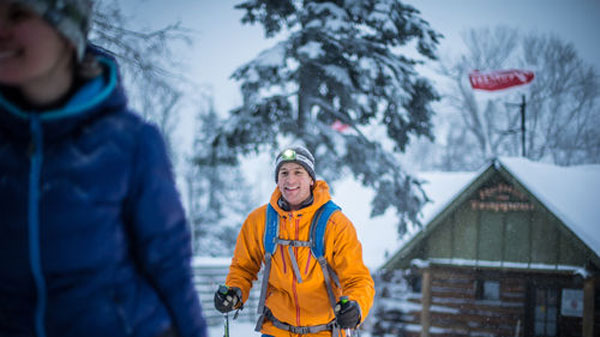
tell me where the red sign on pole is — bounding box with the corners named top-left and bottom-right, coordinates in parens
top-left (469, 69), bottom-right (534, 91)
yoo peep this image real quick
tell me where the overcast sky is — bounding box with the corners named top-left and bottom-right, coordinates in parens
top-left (124, 0), bottom-right (599, 106)
top-left (121, 0), bottom-right (600, 164)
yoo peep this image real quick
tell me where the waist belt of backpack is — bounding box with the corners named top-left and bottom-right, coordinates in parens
top-left (254, 252), bottom-right (336, 334)
top-left (260, 307), bottom-right (338, 335)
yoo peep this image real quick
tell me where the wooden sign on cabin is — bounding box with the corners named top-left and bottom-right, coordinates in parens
top-left (470, 182), bottom-right (534, 212)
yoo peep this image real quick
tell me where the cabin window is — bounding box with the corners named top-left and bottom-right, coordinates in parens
top-left (408, 274), bottom-right (422, 293)
top-left (476, 280), bottom-right (500, 300)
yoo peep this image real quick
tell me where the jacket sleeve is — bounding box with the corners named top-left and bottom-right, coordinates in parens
top-left (326, 211), bottom-right (375, 324)
top-left (126, 123), bottom-right (207, 337)
top-left (225, 207), bottom-right (265, 302)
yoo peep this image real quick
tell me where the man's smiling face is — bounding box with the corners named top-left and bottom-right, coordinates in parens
top-left (277, 162), bottom-right (313, 210)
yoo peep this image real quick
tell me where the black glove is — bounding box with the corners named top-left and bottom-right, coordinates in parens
top-left (334, 297), bottom-right (361, 329)
top-left (214, 285), bottom-right (242, 313)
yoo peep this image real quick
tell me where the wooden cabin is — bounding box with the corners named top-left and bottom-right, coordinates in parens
top-left (378, 158), bottom-right (600, 337)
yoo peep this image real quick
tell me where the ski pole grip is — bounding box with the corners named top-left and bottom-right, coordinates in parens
top-left (218, 285), bottom-right (229, 295)
top-left (340, 296), bottom-right (353, 336)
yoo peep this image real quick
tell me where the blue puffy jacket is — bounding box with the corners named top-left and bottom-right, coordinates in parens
top-left (0, 48), bottom-right (207, 337)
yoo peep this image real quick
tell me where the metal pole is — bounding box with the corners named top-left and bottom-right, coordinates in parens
top-left (521, 94), bottom-right (526, 157)
top-left (223, 312), bottom-right (229, 337)
top-left (218, 285), bottom-right (231, 337)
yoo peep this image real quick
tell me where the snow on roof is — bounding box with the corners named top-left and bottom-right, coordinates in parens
top-left (498, 157), bottom-right (600, 258)
top-left (416, 170), bottom-right (480, 225)
top-left (332, 171), bottom-right (475, 270)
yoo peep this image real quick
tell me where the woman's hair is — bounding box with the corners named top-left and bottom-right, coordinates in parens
top-left (76, 52), bottom-right (103, 80)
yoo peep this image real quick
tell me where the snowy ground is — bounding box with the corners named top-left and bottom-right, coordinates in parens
top-left (207, 321), bottom-right (372, 337)
top-left (207, 321), bottom-right (258, 337)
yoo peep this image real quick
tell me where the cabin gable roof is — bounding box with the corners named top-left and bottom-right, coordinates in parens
top-left (383, 158), bottom-right (600, 272)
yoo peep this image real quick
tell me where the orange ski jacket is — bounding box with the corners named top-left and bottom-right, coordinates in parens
top-left (225, 180), bottom-right (375, 336)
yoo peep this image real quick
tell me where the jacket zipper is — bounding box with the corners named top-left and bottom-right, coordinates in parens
top-left (304, 253), bottom-right (312, 275)
top-left (28, 116), bottom-right (47, 337)
top-left (293, 216), bottom-right (301, 326)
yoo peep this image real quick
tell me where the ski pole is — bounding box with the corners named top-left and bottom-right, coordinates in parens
top-left (218, 285), bottom-right (230, 337)
top-left (339, 296), bottom-right (353, 337)
top-left (222, 311), bottom-right (229, 337)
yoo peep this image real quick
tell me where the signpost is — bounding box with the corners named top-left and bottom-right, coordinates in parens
top-left (468, 69), bottom-right (535, 157)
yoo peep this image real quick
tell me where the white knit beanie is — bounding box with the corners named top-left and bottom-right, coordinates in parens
top-left (14, 0), bottom-right (93, 61)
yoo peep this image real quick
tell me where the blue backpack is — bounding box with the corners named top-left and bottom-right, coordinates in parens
top-left (254, 200), bottom-right (342, 335)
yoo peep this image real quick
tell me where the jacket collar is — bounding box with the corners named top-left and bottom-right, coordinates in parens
top-left (277, 194), bottom-right (314, 211)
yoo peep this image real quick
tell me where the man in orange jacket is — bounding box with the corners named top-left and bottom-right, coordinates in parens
top-left (214, 146), bottom-right (375, 336)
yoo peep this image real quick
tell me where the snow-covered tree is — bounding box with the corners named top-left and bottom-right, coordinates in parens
top-left (436, 26), bottom-right (600, 169)
top-left (91, 0), bottom-right (191, 162)
top-left (186, 102), bottom-right (255, 256)
top-left (213, 0), bottom-right (441, 234)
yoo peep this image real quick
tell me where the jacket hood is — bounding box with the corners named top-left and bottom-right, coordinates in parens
top-left (269, 180), bottom-right (332, 216)
top-left (0, 44), bottom-right (127, 143)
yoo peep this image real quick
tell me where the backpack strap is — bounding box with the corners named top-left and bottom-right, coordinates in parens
top-left (256, 204), bottom-right (279, 320)
top-left (263, 204), bottom-right (280, 255)
top-left (261, 307), bottom-right (338, 335)
top-left (275, 238), bottom-right (310, 284)
top-left (310, 201), bottom-right (341, 311)
top-left (309, 200), bottom-right (341, 258)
